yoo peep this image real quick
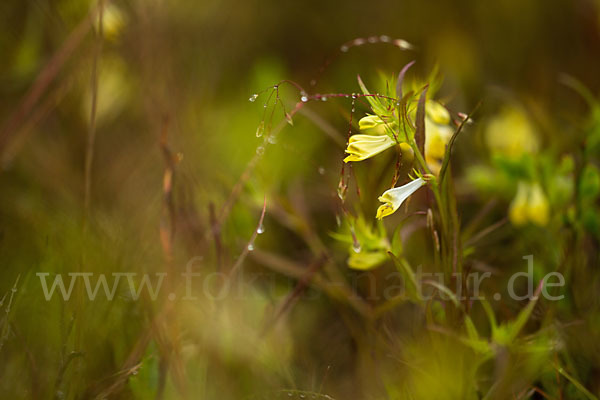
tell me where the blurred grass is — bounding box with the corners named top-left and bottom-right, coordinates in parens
top-left (1, 0), bottom-right (600, 399)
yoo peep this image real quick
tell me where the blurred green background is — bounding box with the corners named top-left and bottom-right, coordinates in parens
top-left (2, 0), bottom-right (600, 399)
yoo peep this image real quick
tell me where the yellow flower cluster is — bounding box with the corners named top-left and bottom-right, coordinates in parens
top-left (509, 181), bottom-right (550, 226)
top-left (424, 101), bottom-right (454, 175)
top-left (485, 106), bottom-right (539, 158)
top-left (343, 100), bottom-right (454, 219)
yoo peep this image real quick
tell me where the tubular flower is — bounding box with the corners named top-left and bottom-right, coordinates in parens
top-left (509, 181), bottom-right (550, 226)
top-left (376, 178), bottom-right (426, 219)
top-left (426, 100), bottom-right (451, 125)
top-left (485, 106), bottom-right (539, 158)
top-left (527, 183), bottom-right (550, 226)
top-left (358, 114), bottom-right (396, 136)
top-left (344, 134), bottom-right (396, 163)
top-left (424, 101), bottom-right (454, 175)
top-left (358, 115), bottom-right (383, 130)
top-left (509, 181), bottom-right (529, 226)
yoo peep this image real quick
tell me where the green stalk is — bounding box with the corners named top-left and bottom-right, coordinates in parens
top-left (409, 139), bottom-right (452, 281)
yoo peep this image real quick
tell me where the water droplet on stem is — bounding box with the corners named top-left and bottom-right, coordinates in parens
top-left (255, 121), bottom-right (265, 137)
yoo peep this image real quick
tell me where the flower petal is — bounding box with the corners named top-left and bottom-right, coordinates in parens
top-left (424, 118), bottom-right (454, 175)
top-left (376, 178), bottom-right (426, 219)
top-left (344, 134), bottom-right (396, 162)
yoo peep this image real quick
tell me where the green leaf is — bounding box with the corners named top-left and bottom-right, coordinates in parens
top-left (422, 279), bottom-right (460, 307)
top-left (554, 364), bottom-right (599, 400)
top-left (415, 86), bottom-right (428, 156)
top-left (480, 299), bottom-right (498, 334)
top-left (396, 60), bottom-right (415, 100)
top-left (579, 164), bottom-right (600, 201)
top-left (357, 75), bottom-right (387, 117)
top-left (388, 252), bottom-right (421, 303)
top-left (495, 282), bottom-right (542, 346)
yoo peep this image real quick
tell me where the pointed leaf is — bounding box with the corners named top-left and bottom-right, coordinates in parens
top-left (422, 279), bottom-right (460, 307)
top-left (396, 60), bottom-right (416, 100)
top-left (388, 252), bottom-right (421, 303)
top-left (415, 86), bottom-right (428, 156)
top-left (357, 75), bottom-right (387, 116)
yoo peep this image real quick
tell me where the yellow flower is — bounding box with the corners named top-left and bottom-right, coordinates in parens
top-left (426, 100), bottom-right (451, 125)
top-left (358, 115), bottom-right (383, 130)
top-left (485, 106), bottom-right (539, 158)
top-left (527, 183), bottom-right (550, 226)
top-left (509, 181), bottom-right (549, 226)
top-left (424, 112), bottom-right (453, 175)
top-left (358, 114), bottom-right (395, 136)
top-left (344, 134), bottom-right (396, 163)
top-left (509, 182), bottom-right (529, 226)
top-left (96, 4), bottom-right (126, 41)
top-left (376, 178), bottom-right (426, 219)
top-left (399, 142), bottom-right (415, 165)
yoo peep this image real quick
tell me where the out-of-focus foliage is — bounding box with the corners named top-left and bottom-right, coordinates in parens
top-left (2, 0), bottom-right (600, 399)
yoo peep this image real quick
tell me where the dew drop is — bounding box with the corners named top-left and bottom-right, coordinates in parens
top-left (368, 36), bottom-right (377, 43)
top-left (257, 224), bottom-right (265, 234)
top-left (394, 39), bottom-right (414, 50)
top-left (247, 243), bottom-right (255, 251)
top-left (267, 134), bottom-right (277, 144)
top-left (318, 166), bottom-right (325, 175)
top-left (11, 288), bottom-right (17, 293)
top-left (340, 45), bottom-right (349, 52)
top-left (352, 242), bottom-right (362, 253)
top-left (256, 145), bottom-right (265, 155)
top-left (301, 95), bottom-right (308, 103)
top-left (380, 35), bottom-right (391, 42)
top-left (321, 96), bottom-right (327, 101)
top-left (351, 93), bottom-right (357, 99)
top-left (354, 38), bottom-right (366, 46)
top-left (249, 94), bottom-right (258, 102)
top-left (255, 121), bottom-right (265, 138)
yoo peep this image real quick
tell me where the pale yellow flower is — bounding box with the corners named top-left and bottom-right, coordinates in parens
top-left (509, 181), bottom-right (549, 226)
top-left (509, 181), bottom-right (529, 226)
top-left (344, 134), bottom-right (396, 163)
top-left (485, 107), bottom-right (539, 158)
top-left (527, 183), bottom-right (550, 226)
top-left (424, 110), bottom-right (453, 175)
top-left (96, 4), bottom-right (126, 41)
top-left (426, 100), bottom-right (451, 125)
top-left (358, 115), bottom-right (383, 130)
top-left (376, 178), bottom-right (426, 219)
top-left (358, 114), bottom-right (395, 136)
